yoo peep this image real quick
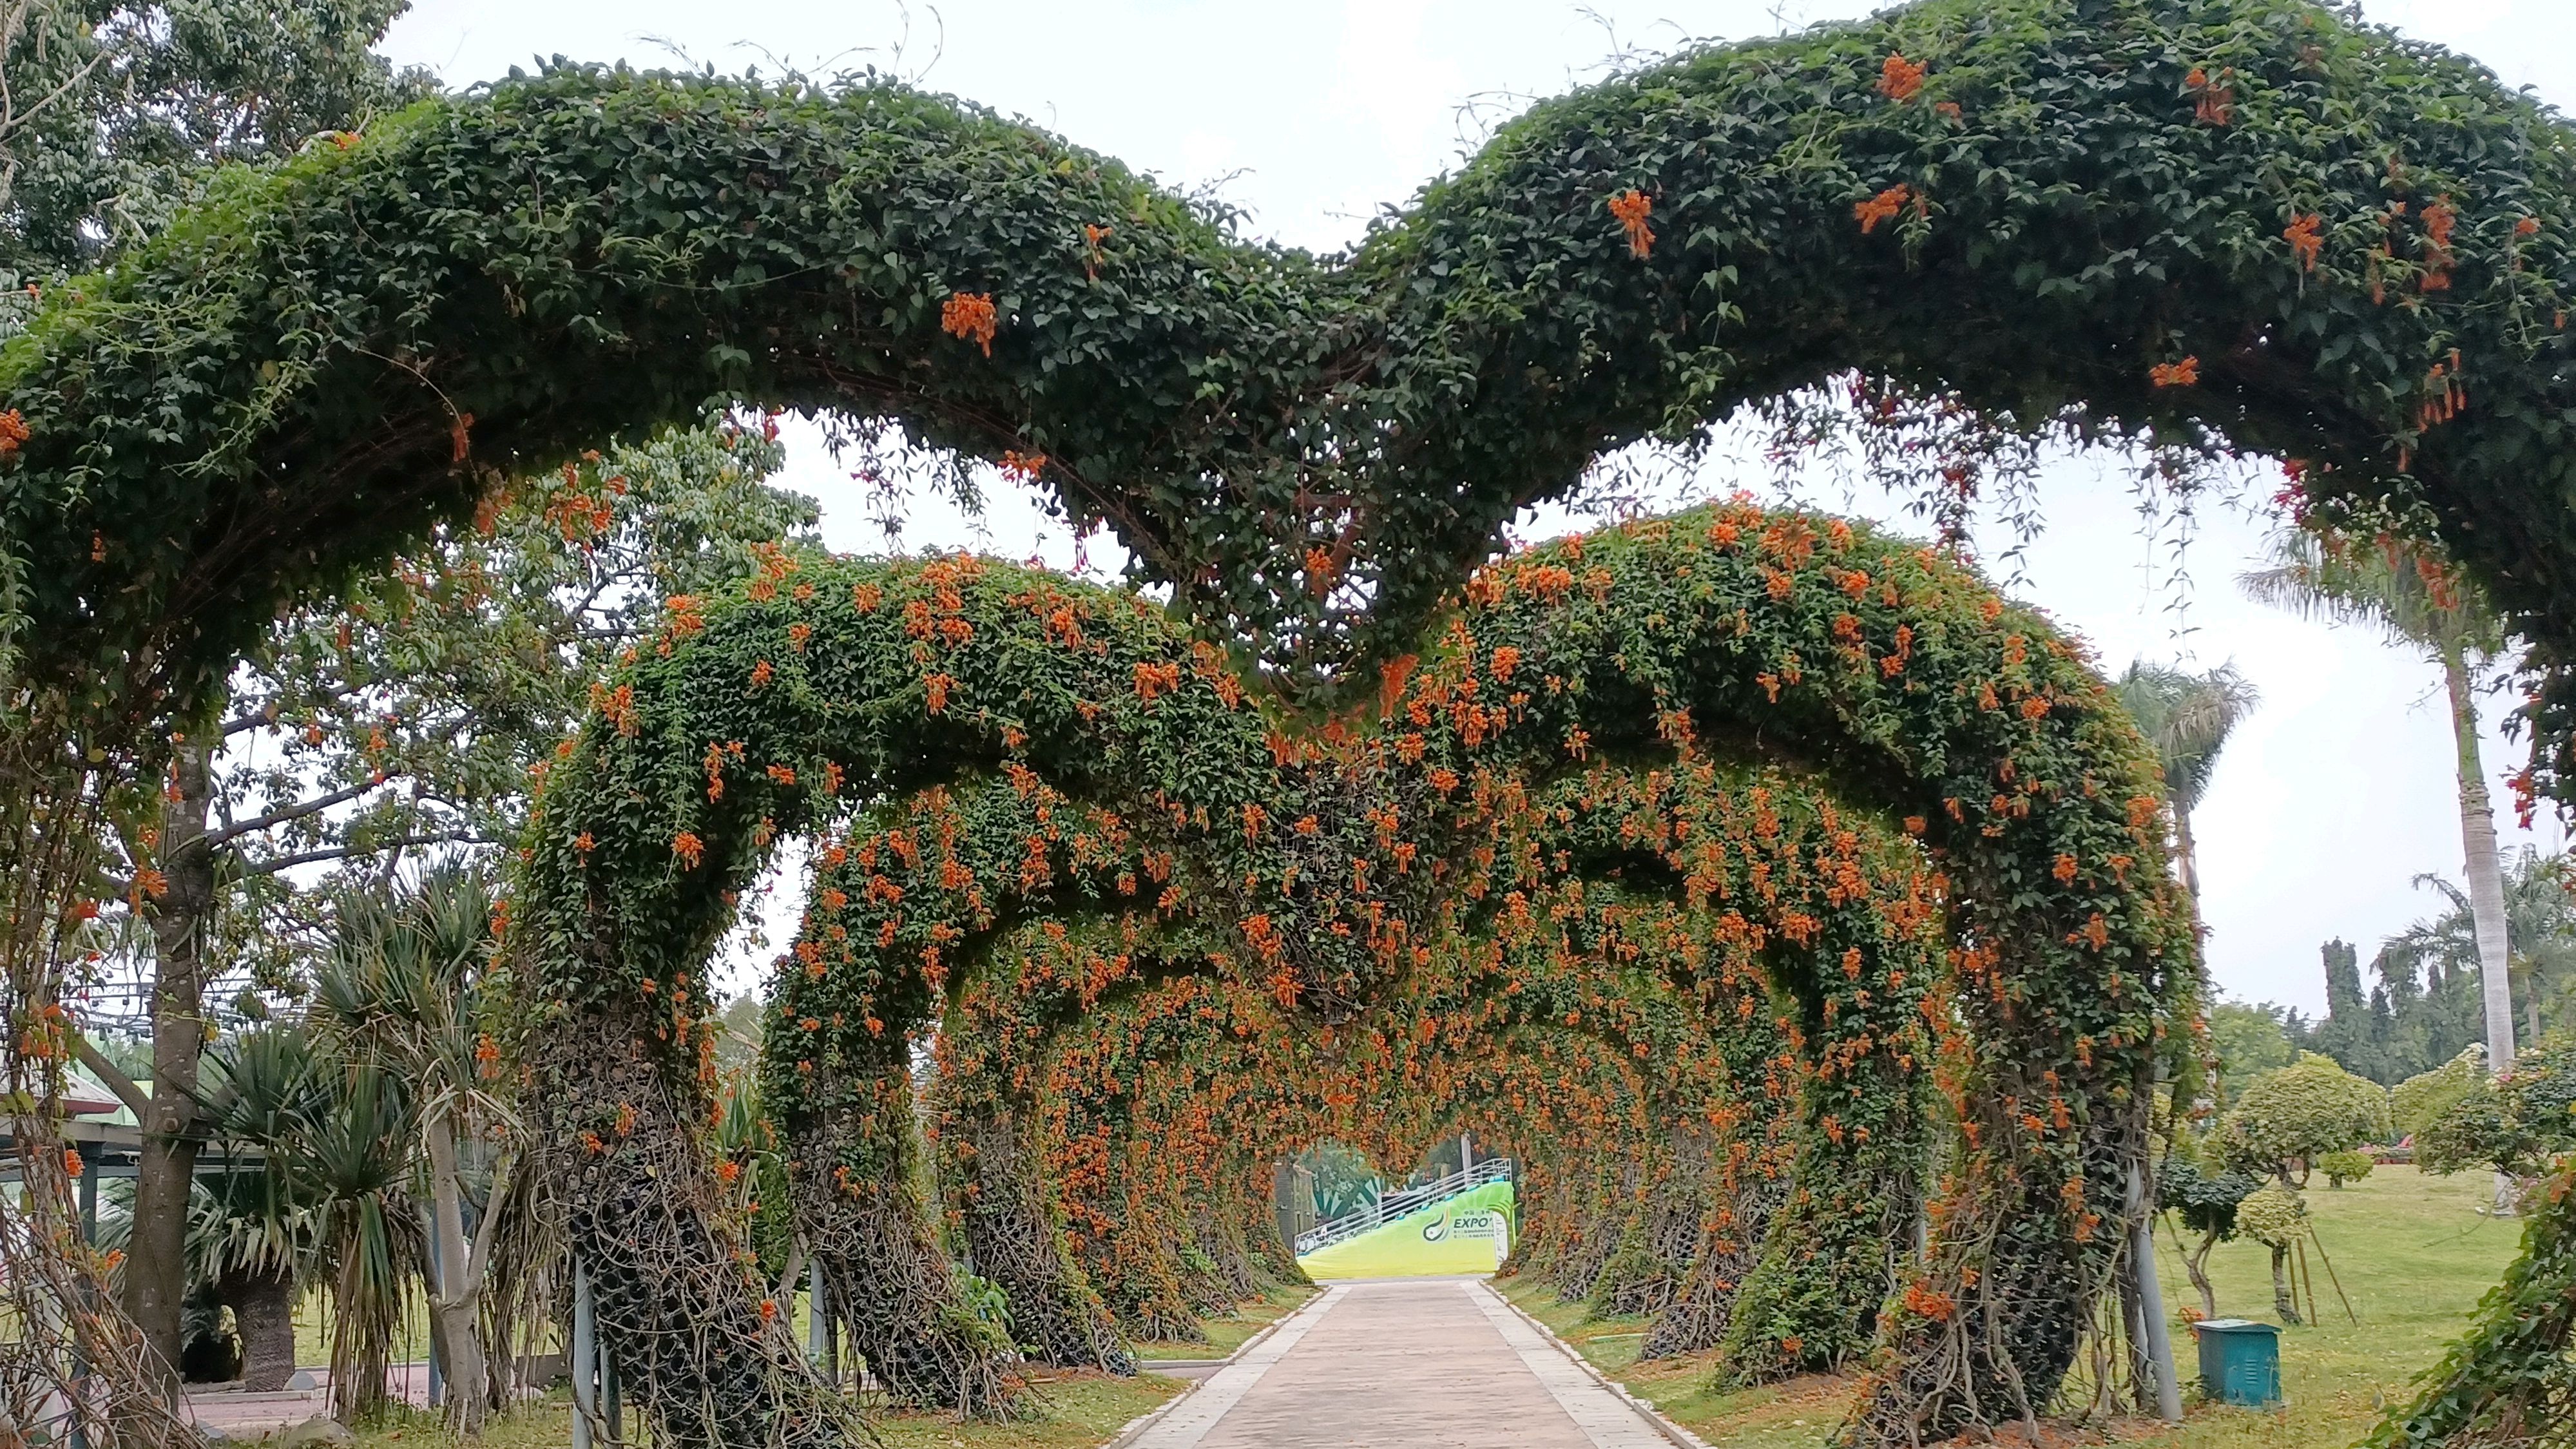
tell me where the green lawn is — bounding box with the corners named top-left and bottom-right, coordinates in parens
top-left (1504, 1166), bottom-right (2530, 1449)
top-left (339, 1372), bottom-right (1183, 1448)
top-left (1128, 1283), bottom-right (1317, 1361)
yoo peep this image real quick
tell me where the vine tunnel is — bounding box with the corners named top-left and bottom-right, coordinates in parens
top-left (508, 504), bottom-right (2194, 1444)
top-left (4, 2), bottom-right (2573, 1445)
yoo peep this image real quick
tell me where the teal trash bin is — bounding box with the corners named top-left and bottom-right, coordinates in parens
top-left (2190, 1318), bottom-right (2282, 1407)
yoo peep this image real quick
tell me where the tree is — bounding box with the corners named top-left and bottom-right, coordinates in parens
top-left (98, 423), bottom-right (814, 1389)
top-left (2314, 1151), bottom-right (2374, 1188)
top-left (2394, 1046), bottom-right (2489, 1141)
top-left (2157, 1153), bottom-right (2262, 1319)
top-left (2416, 1033), bottom-right (2576, 1198)
top-left (2243, 532), bottom-right (2519, 1091)
top-left (2234, 1182), bottom-right (2312, 1326)
top-left (2207, 997), bottom-right (2298, 1106)
top-left (2111, 660), bottom-right (2258, 900)
top-left (2218, 1052), bottom-right (2392, 1187)
top-left (0, 0), bottom-right (428, 276)
top-left (2386, 850), bottom-right (2576, 1050)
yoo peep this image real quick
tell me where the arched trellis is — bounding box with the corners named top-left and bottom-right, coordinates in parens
top-left (508, 502), bottom-right (2193, 1444)
top-left (8, 5), bottom-right (2571, 1437)
top-left (15, 0), bottom-right (2576, 783)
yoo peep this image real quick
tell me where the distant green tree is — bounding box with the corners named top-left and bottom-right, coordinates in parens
top-left (2235, 1182), bottom-right (2313, 1325)
top-left (1299, 1142), bottom-right (1383, 1221)
top-left (2157, 1153), bottom-right (2262, 1318)
top-left (2314, 1151), bottom-right (2374, 1188)
top-left (2111, 660), bottom-right (2258, 901)
top-left (2208, 997), bottom-right (2299, 1106)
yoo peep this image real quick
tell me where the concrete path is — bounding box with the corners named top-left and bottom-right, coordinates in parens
top-left (1124, 1278), bottom-right (1677, 1449)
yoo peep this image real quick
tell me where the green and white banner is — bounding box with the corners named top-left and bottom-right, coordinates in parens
top-left (1297, 1180), bottom-right (1516, 1279)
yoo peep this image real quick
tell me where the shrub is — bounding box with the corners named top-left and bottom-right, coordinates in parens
top-left (2315, 1150), bottom-right (2375, 1188)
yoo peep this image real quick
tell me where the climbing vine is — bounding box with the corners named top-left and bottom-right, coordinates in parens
top-left (3, 1), bottom-right (2571, 1443)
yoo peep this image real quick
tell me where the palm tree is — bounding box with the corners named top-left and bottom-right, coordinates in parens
top-left (2242, 530), bottom-right (2518, 1080)
top-left (2111, 660), bottom-right (2260, 899)
top-left (2384, 847), bottom-right (2576, 1050)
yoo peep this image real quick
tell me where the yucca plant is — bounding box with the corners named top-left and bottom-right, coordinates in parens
top-left (313, 863), bottom-right (521, 1431)
top-left (203, 1024), bottom-right (423, 1419)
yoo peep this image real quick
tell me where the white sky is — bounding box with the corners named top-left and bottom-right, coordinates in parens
top-left (383, 0), bottom-right (2576, 1015)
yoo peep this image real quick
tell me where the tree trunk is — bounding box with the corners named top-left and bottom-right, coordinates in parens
top-left (219, 1266), bottom-right (299, 1392)
top-left (124, 738), bottom-right (216, 1394)
top-left (424, 1112), bottom-right (490, 1432)
top-left (2172, 805), bottom-right (2201, 903)
top-left (2267, 1244), bottom-right (2302, 1326)
top-left (2443, 651), bottom-right (2521, 1216)
top-left (2182, 1233), bottom-right (2219, 1319)
top-left (2445, 651), bottom-right (2517, 1076)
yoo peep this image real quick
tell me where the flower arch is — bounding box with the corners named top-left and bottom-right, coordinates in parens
top-left (5, 1), bottom-right (2571, 1443)
top-left (506, 501), bottom-right (2198, 1444)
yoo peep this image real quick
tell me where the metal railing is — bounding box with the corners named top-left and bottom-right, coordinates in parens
top-left (1294, 1158), bottom-right (1511, 1256)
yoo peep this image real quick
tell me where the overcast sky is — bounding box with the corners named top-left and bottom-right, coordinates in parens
top-left (382, 1), bottom-right (2576, 1015)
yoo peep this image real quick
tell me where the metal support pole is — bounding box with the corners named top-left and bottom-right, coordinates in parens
top-left (1459, 1131), bottom-right (1474, 1176)
top-left (572, 1261), bottom-right (596, 1449)
top-left (807, 1260), bottom-right (827, 1368)
top-left (2128, 1166), bottom-right (2184, 1422)
top-left (602, 1348), bottom-right (621, 1447)
top-left (72, 1152), bottom-right (99, 1449)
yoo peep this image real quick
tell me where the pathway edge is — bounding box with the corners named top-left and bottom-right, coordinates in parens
top-left (1102, 1283), bottom-right (1330, 1449)
top-left (1481, 1281), bottom-right (1719, 1449)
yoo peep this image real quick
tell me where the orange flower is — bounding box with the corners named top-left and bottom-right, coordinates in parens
top-left (1606, 189), bottom-right (1655, 257)
top-left (2052, 853), bottom-right (2079, 883)
top-left (999, 450), bottom-right (1048, 481)
top-left (0, 408), bottom-right (29, 455)
top-left (2283, 213), bottom-right (2323, 271)
top-left (1878, 53), bottom-right (1927, 102)
top-left (1854, 184), bottom-right (1911, 235)
top-left (671, 832), bottom-right (706, 869)
top-left (2148, 356), bottom-right (2200, 388)
top-left (2421, 197), bottom-right (2458, 291)
top-left (941, 291), bottom-right (999, 356)
top-left (1902, 1280), bottom-right (1956, 1321)
top-left (2189, 66), bottom-right (2234, 125)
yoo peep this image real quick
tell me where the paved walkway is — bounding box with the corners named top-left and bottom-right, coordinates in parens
top-left (1126, 1278), bottom-right (1678, 1449)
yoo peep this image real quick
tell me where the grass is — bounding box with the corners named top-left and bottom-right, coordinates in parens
top-left (1504, 1166), bottom-right (2531, 1449)
top-left (332, 1372), bottom-right (1184, 1448)
top-left (1127, 1283), bottom-right (1318, 1361)
top-left (312, 1284), bottom-right (1318, 1445)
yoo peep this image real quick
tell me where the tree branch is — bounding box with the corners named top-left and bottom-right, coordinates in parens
top-left (71, 1032), bottom-right (153, 1119)
top-left (207, 775), bottom-right (390, 847)
top-left (245, 832), bottom-right (492, 875)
